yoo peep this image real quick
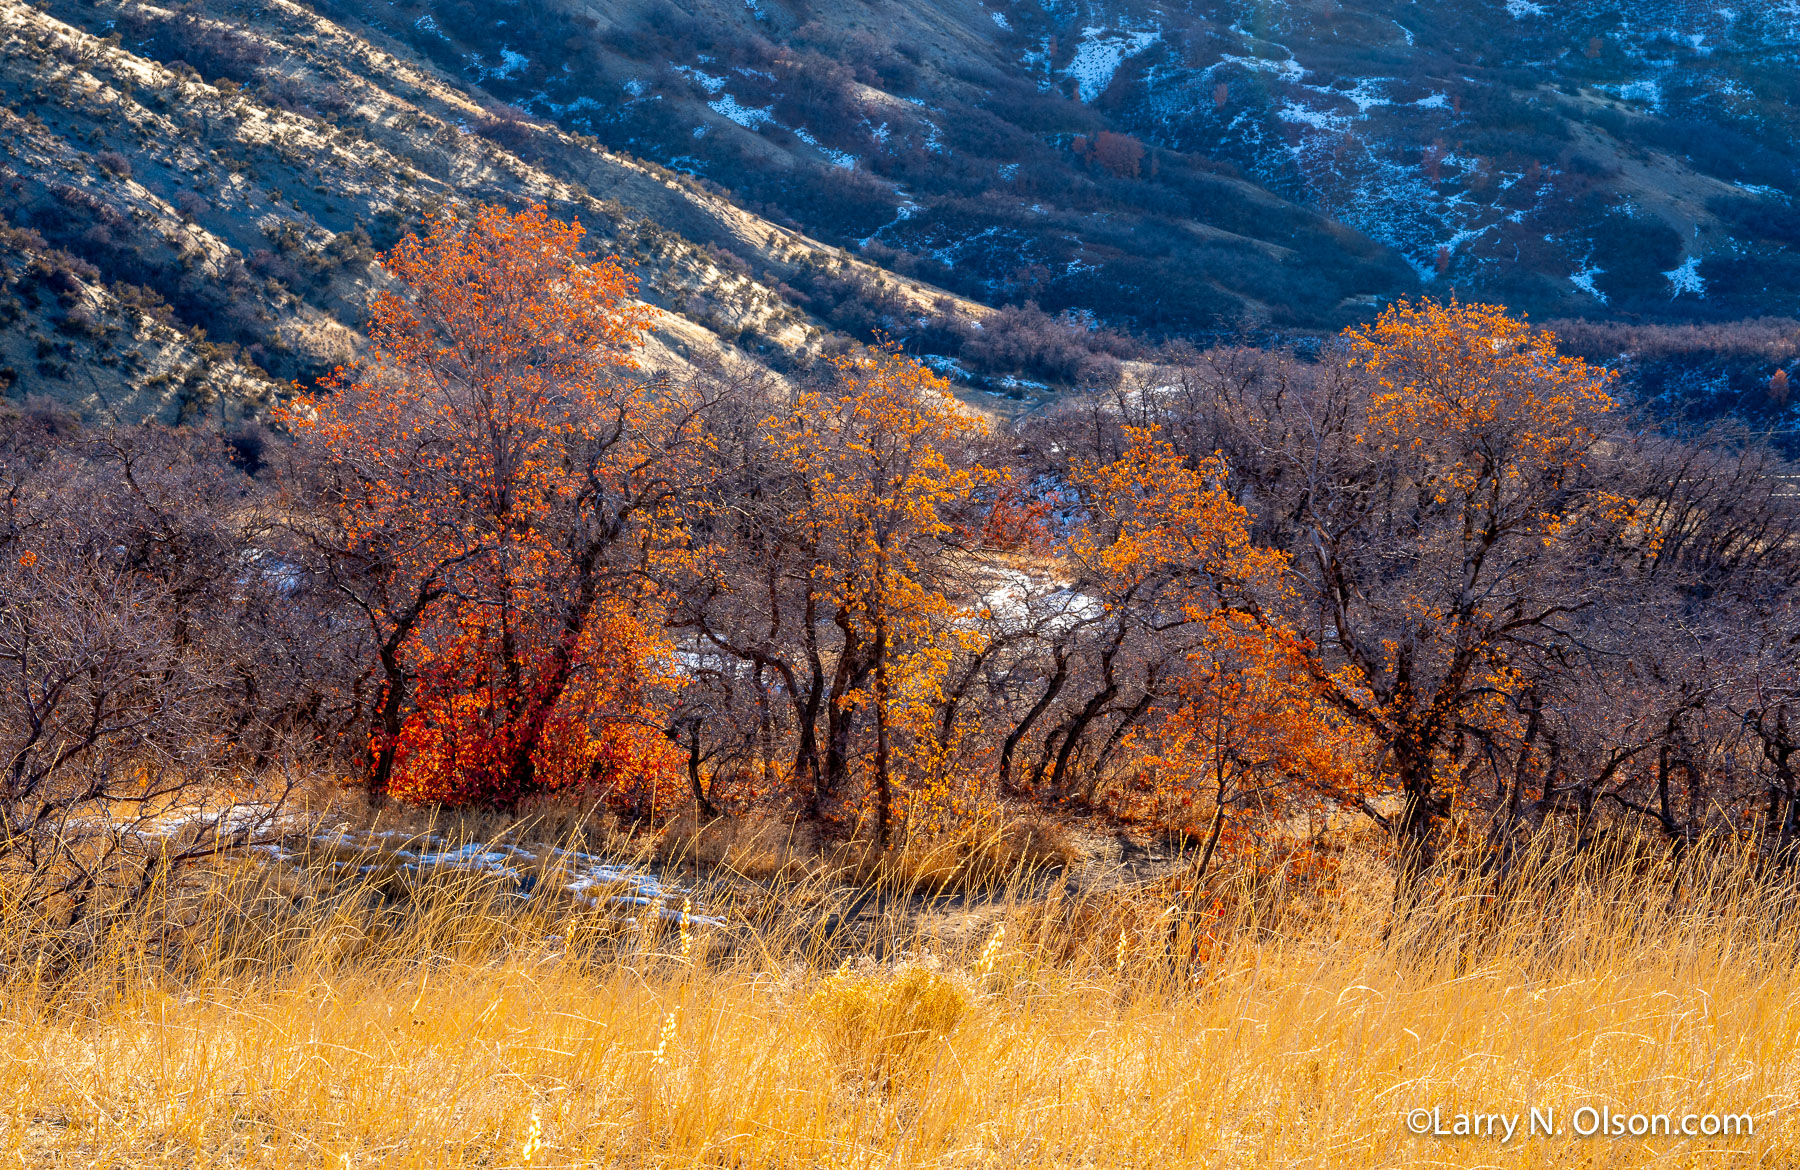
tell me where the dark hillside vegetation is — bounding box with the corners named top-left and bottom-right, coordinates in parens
top-left (322, 0), bottom-right (1800, 332)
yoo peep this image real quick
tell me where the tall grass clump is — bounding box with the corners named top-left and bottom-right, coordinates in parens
top-left (0, 824), bottom-right (1796, 1167)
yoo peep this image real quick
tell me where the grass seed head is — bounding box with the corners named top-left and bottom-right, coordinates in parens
top-left (651, 1008), bottom-right (679, 1068)
top-left (973, 922), bottom-right (1005, 980)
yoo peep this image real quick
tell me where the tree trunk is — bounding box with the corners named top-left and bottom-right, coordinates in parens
top-left (687, 722), bottom-right (718, 822)
top-left (1049, 685), bottom-right (1114, 802)
top-left (872, 606), bottom-right (893, 847)
top-left (794, 592), bottom-right (827, 811)
top-left (999, 647), bottom-right (1068, 795)
top-left (1392, 739), bottom-right (1439, 896)
top-left (1049, 625), bottom-right (1128, 801)
top-left (1192, 763), bottom-right (1230, 889)
top-left (752, 662), bottom-right (777, 794)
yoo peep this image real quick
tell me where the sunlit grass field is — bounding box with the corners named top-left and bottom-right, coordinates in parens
top-left (3, 819), bottom-right (1796, 1168)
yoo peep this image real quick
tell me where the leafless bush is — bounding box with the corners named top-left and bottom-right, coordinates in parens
top-left (0, 419), bottom-right (350, 955)
top-left (94, 149), bottom-right (131, 179)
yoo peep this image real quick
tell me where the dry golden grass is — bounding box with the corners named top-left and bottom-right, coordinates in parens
top-left (3, 827), bottom-right (1798, 1168)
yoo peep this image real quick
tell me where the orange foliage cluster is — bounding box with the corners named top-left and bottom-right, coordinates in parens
top-left (1069, 432), bottom-right (1364, 867)
top-left (759, 348), bottom-right (1002, 840)
top-left (286, 204), bottom-right (688, 810)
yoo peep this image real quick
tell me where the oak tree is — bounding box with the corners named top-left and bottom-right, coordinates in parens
top-left (288, 204), bottom-right (699, 808)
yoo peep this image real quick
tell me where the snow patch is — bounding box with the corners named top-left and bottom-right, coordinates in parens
top-left (1216, 53), bottom-right (1307, 82)
top-left (709, 94), bottom-right (774, 128)
top-left (922, 354), bottom-right (970, 380)
top-left (1665, 255), bottom-right (1706, 299)
top-left (148, 813), bottom-right (727, 929)
top-left (792, 126), bottom-right (853, 163)
top-left (1570, 264), bottom-right (1608, 304)
top-left (856, 190), bottom-right (923, 248)
top-left (1303, 78), bottom-right (1393, 116)
top-left (991, 8), bottom-right (1011, 30)
top-left (468, 47), bottom-right (529, 81)
top-left (977, 570), bottom-right (1103, 636)
top-left (676, 66), bottom-right (727, 93)
top-left (1278, 101), bottom-right (1351, 133)
top-left (1065, 25), bottom-right (1162, 103)
top-left (1505, 0), bottom-right (1546, 17)
top-left (1612, 79), bottom-right (1664, 111)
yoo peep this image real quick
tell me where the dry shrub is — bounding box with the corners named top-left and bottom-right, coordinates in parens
top-left (807, 963), bottom-right (969, 1085)
top-left (653, 813), bottom-right (1072, 892)
top-left (969, 814), bottom-right (1080, 875)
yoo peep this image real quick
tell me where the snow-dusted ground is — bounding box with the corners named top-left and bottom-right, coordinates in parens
top-left (139, 805), bottom-right (725, 927)
top-left (1066, 25), bottom-right (1161, 102)
top-left (793, 127), bottom-right (856, 168)
top-left (675, 66), bottom-right (728, 94)
top-left (310, 834), bottom-right (727, 925)
top-left (978, 569), bottom-right (1103, 635)
top-left (466, 47), bottom-right (528, 82)
top-left (323, 830), bottom-right (726, 925)
top-left (1214, 52), bottom-right (1306, 83)
top-left (1664, 255), bottom-right (1707, 299)
top-left (1058, 0), bottom-right (1798, 306)
top-left (1570, 262), bottom-right (1608, 304)
top-left (921, 353), bottom-right (972, 380)
top-left (709, 94), bottom-right (774, 129)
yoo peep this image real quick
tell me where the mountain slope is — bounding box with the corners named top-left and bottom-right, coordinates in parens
top-left (5, 0), bottom-right (1797, 425)
top-left (388, 0), bottom-right (1797, 325)
top-left (324, 0), bottom-right (1422, 336)
top-left (1078, 0), bottom-right (1800, 318)
top-left (1, 0), bottom-right (1002, 419)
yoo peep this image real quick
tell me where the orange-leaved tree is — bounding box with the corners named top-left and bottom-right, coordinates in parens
top-left (1068, 429), bottom-right (1354, 868)
top-left (761, 347), bottom-right (999, 841)
top-left (1303, 298), bottom-right (1627, 882)
top-left (286, 203), bottom-right (701, 809)
top-left (1130, 628), bottom-right (1364, 886)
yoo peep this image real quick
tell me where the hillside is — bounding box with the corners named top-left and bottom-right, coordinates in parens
top-left (0, 0), bottom-right (1001, 420)
top-left (337, 0), bottom-right (1418, 335)
top-left (4, 0), bottom-right (1800, 424)
top-left (365, 0), bottom-right (1800, 327)
top-left (1084, 0), bottom-right (1800, 319)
